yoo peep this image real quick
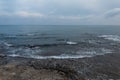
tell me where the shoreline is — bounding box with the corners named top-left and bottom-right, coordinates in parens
top-left (0, 53), bottom-right (120, 80)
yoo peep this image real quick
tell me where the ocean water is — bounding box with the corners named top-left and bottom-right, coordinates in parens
top-left (0, 25), bottom-right (120, 59)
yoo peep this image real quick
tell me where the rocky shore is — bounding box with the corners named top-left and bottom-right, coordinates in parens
top-left (0, 53), bottom-right (120, 80)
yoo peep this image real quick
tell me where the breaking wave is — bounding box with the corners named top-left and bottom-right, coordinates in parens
top-left (66, 41), bottom-right (77, 45)
top-left (8, 54), bottom-right (92, 59)
top-left (99, 35), bottom-right (120, 42)
top-left (0, 41), bottom-right (13, 47)
top-left (8, 47), bottom-right (113, 59)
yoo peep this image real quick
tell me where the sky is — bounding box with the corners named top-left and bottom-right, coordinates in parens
top-left (0, 0), bottom-right (120, 25)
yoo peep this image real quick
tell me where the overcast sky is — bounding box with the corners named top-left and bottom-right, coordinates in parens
top-left (0, 0), bottom-right (120, 25)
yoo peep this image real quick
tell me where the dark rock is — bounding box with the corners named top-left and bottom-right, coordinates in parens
top-left (0, 53), bottom-right (120, 80)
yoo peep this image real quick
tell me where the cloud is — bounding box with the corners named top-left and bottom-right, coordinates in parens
top-left (0, 11), bottom-right (44, 17)
top-left (0, 0), bottom-right (101, 16)
top-left (15, 11), bottom-right (44, 17)
top-left (0, 11), bottom-right (93, 20)
top-left (104, 8), bottom-right (120, 18)
top-left (55, 15), bottom-right (93, 20)
top-left (0, 0), bottom-right (120, 25)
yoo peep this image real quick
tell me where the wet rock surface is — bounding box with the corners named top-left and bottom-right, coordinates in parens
top-left (0, 53), bottom-right (120, 80)
top-left (0, 64), bottom-right (68, 80)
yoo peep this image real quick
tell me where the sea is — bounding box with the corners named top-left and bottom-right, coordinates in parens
top-left (0, 25), bottom-right (120, 59)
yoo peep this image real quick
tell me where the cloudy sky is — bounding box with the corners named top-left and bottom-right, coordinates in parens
top-left (0, 0), bottom-right (120, 25)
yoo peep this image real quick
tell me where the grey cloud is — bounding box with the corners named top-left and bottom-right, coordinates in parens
top-left (0, 0), bottom-right (120, 25)
top-left (104, 8), bottom-right (120, 18)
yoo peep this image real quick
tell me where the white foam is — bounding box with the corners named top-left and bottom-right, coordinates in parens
top-left (26, 33), bottom-right (34, 36)
top-left (66, 41), bottom-right (77, 45)
top-left (76, 48), bottom-right (112, 56)
top-left (9, 54), bottom-right (20, 57)
top-left (76, 50), bottom-right (97, 55)
top-left (8, 47), bottom-right (42, 56)
top-left (4, 42), bottom-right (12, 47)
top-left (99, 35), bottom-right (120, 42)
top-left (8, 54), bottom-right (92, 59)
top-left (8, 48), bottom-right (113, 59)
top-left (101, 48), bottom-right (112, 53)
top-left (0, 41), bottom-right (12, 47)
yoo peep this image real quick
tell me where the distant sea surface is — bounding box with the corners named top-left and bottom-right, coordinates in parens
top-left (0, 25), bottom-right (120, 59)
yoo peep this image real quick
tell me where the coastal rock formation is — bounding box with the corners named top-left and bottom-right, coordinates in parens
top-left (0, 53), bottom-right (120, 80)
top-left (0, 64), bottom-right (68, 80)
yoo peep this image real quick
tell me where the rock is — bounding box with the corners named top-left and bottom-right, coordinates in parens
top-left (0, 53), bottom-right (120, 80)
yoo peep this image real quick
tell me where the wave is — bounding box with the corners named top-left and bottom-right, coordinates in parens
top-left (3, 42), bottom-right (13, 47)
top-left (10, 41), bottom-right (78, 48)
top-left (76, 48), bottom-right (112, 56)
top-left (66, 41), bottom-right (77, 45)
top-left (0, 41), bottom-right (13, 47)
top-left (99, 35), bottom-right (120, 42)
top-left (8, 48), bottom-right (112, 59)
top-left (7, 47), bottom-right (42, 56)
top-left (8, 54), bottom-right (92, 59)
